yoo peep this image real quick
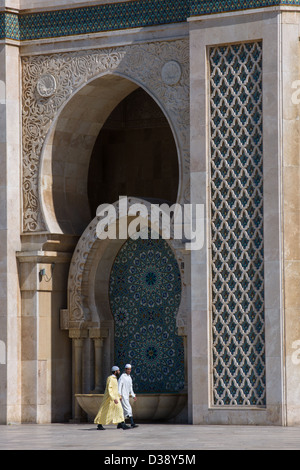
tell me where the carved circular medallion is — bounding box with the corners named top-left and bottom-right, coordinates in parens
top-left (36, 74), bottom-right (57, 97)
top-left (161, 61), bottom-right (182, 86)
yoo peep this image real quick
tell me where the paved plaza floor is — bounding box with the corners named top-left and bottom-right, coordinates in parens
top-left (0, 423), bottom-right (299, 451)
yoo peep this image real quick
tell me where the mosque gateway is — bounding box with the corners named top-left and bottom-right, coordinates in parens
top-left (0, 0), bottom-right (299, 426)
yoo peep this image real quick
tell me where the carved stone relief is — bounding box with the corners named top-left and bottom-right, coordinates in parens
top-left (66, 198), bottom-right (188, 332)
top-left (161, 60), bottom-right (182, 85)
top-left (36, 74), bottom-right (57, 97)
top-left (22, 39), bottom-right (190, 233)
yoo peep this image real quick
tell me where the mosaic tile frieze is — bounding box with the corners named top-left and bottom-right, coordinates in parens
top-left (209, 42), bottom-right (266, 406)
top-left (190, 0), bottom-right (299, 16)
top-left (109, 234), bottom-right (184, 393)
top-left (1, 1), bottom-right (300, 41)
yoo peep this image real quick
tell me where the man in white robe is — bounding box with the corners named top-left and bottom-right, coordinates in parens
top-left (118, 364), bottom-right (139, 428)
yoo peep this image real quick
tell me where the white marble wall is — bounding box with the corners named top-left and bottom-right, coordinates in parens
top-left (0, 2), bottom-right (299, 426)
top-left (0, 43), bottom-right (22, 424)
top-left (189, 8), bottom-right (286, 425)
top-left (17, 250), bottom-right (72, 423)
top-left (0, 0), bottom-right (19, 9)
top-left (281, 11), bottom-right (300, 426)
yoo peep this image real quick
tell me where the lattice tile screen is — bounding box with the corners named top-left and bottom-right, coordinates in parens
top-left (209, 42), bottom-right (266, 406)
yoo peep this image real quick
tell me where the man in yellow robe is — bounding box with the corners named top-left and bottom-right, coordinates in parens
top-left (94, 366), bottom-right (130, 430)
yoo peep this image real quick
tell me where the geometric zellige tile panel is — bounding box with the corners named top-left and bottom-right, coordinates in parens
top-left (109, 235), bottom-right (184, 394)
top-left (210, 42), bottom-right (266, 406)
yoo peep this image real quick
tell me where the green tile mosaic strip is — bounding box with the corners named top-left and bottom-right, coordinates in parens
top-left (0, 1), bottom-right (300, 41)
top-left (190, 0), bottom-right (294, 16)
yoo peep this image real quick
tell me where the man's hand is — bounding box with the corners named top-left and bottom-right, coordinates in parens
top-left (133, 396), bottom-right (137, 402)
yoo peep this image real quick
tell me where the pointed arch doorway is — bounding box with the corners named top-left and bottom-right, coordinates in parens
top-left (59, 78), bottom-right (187, 423)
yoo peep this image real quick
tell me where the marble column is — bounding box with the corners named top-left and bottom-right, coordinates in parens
top-left (93, 339), bottom-right (104, 393)
top-left (281, 11), bottom-right (300, 426)
top-left (70, 332), bottom-right (87, 422)
top-left (0, 43), bottom-right (22, 424)
top-left (18, 250), bottom-right (72, 423)
top-left (89, 328), bottom-right (109, 393)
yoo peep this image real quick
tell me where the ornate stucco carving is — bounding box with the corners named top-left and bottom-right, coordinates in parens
top-left (68, 217), bottom-right (99, 328)
top-left (67, 198), bottom-right (188, 331)
top-left (36, 74), bottom-right (57, 97)
top-left (22, 39), bottom-right (190, 233)
top-left (161, 60), bottom-right (182, 85)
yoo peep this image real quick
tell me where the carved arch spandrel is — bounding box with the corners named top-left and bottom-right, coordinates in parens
top-left (66, 198), bottom-right (188, 333)
top-left (22, 39), bottom-right (190, 233)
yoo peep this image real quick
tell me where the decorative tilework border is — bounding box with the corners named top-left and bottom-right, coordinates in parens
top-left (0, 0), bottom-right (300, 41)
top-left (1, 1), bottom-right (189, 41)
top-left (190, 0), bottom-right (296, 16)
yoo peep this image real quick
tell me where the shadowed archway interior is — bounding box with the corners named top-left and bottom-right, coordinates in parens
top-left (87, 88), bottom-right (183, 395)
top-left (88, 88), bottom-right (179, 216)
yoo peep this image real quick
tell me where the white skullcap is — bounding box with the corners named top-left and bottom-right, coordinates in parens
top-left (111, 366), bottom-right (120, 372)
top-left (125, 364), bottom-right (132, 369)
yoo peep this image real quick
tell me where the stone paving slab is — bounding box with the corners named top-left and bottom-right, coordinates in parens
top-left (0, 423), bottom-right (300, 451)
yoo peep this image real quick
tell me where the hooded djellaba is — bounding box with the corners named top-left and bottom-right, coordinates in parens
top-left (94, 366), bottom-right (130, 430)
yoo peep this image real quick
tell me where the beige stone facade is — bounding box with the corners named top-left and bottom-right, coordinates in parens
top-left (0, 0), bottom-right (300, 426)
